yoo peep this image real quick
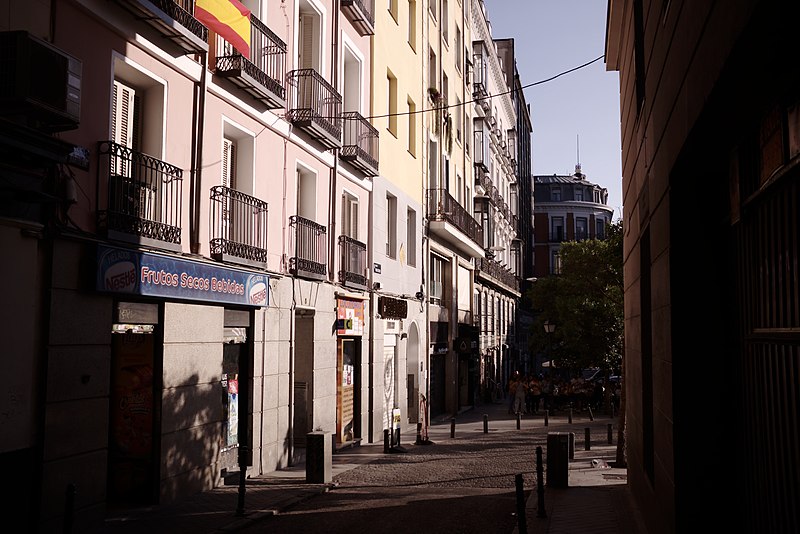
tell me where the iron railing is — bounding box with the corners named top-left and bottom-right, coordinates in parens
top-left (214, 14), bottom-right (286, 108)
top-left (98, 140), bottom-right (182, 246)
top-left (209, 186), bottom-right (268, 265)
top-left (477, 258), bottom-right (519, 292)
top-left (340, 111), bottom-right (379, 176)
top-left (113, 0), bottom-right (208, 53)
top-left (286, 69), bottom-right (342, 148)
top-left (427, 188), bottom-right (484, 246)
top-left (289, 215), bottom-right (327, 280)
top-left (338, 235), bottom-right (367, 290)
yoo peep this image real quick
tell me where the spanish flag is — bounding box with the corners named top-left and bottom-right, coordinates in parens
top-left (196, 0), bottom-right (251, 57)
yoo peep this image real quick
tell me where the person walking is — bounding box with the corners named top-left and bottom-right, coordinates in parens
top-left (508, 372), bottom-right (520, 414)
top-left (513, 374), bottom-right (528, 415)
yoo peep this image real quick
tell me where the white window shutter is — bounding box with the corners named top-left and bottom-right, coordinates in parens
top-left (112, 80), bottom-right (135, 148)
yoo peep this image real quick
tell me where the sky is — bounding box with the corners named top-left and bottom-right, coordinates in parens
top-left (483, 0), bottom-right (624, 219)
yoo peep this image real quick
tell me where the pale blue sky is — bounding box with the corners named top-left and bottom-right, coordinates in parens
top-left (484, 0), bottom-right (623, 219)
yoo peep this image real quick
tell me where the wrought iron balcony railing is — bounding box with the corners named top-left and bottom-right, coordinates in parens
top-left (113, 0), bottom-right (208, 54)
top-left (338, 235), bottom-right (367, 290)
top-left (98, 140), bottom-right (183, 249)
top-left (341, 0), bottom-right (375, 36)
top-left (289, 215), bottom-right (327, 280)
top-left (209, 186), bottom-right (268, 267)
top-left (340, 111), bottom-right (379, 176)
top-left (476, 257), bottom-right (519, 292)
top-left (213, 14), bottom-right (286, 109)
top-left (286, 69), bottom-right (342, 149)
top-left (427, 188), bottom-right (484, 247)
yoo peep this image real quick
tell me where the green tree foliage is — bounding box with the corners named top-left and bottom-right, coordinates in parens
top-left (528, 220), bottom-right (624, 375)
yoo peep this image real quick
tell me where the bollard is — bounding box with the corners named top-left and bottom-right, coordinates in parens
top-left (64, 483), bottom-right (76, 534)
top-left (483, 414), bottom-right (489, 433)
top-left (450, 417), bottom-right (456, 438)
top-left (585, 427), bottom-right (591, 450)
top-left (607, 423), bottom-right (613, 444)
top-left (544, 409), bottom-right (549, 426)
top-left (516, 412), bottom-right (521, 430)
top-left (515, 473), bottom-right (528, 534)
top-left (535, 446), bottom-right (547, 518)
top-left (416, 422), bottom-right (423, 444)
top-left (568, 432), bottom-right (575, 460)
top-left (588, 406), bottom-right (594, 421)
top-left (568, 405), bottom-right (573, 424)
top-left (237, 445), bottom-right (250, 516)
top-left (384, 428), bottom-right (390, 453)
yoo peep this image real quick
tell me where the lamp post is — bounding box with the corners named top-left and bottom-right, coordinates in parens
top-left (543, 320), bottom-right (556, 371)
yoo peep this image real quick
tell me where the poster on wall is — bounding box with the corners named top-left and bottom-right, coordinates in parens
top-left (336, 298), bottom-right (365, 336)
top-left (222, 374), bottom-right (239, 448)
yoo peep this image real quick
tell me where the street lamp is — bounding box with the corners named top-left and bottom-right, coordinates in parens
top-left (543, 320), bottom-right (556, 371)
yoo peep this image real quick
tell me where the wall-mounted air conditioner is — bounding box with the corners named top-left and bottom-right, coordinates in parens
top-left (0, 31), bottom-right (81, 132)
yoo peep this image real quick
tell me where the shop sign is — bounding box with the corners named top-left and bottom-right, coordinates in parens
top-left (378, 296), bottom-right (408, 319)
top-left (97, 244), bottom-right (268, 307)
top-left (336, 298), bottom-right (364, 335)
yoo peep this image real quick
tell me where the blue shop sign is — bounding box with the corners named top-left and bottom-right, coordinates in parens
top-left (97, 245), bottom-right (268, 307)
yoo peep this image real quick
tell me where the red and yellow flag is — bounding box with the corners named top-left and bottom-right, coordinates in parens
top-left (196, 0), bottom-right (251, 57)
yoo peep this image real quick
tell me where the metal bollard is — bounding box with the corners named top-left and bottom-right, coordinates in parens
top-left (515, 473), bottom-right (528, 534)
top-left (516, 412), bottom-right (521, 430)
top-left (416, 422), bottom-right (423, 444)
top-left (607, 423), bottom-right (613, 444)
top-left (569, 432), bottom-right (575, 460)
top-left (568, 405), bottom-right (573, 424)
top-left (451, 417), bottom-right (456, 438)
top-left (536, 446), bottom-right (547, 518)
top-left (544, 410), bottom-right (549, 426)
top-left (483, 414), bottom-right (489, 433)
top-left (585, 428), bottom-right (591, 450)
top-left (588, 406), bottom-right (594, 421)
top-left (384, 428), bottom-right (390, 453)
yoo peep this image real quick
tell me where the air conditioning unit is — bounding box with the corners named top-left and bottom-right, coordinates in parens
top-left (0, 31), bottom-right (81, 132)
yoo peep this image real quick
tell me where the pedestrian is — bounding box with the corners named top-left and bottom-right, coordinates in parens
top-left (508, 371), bottom-right (520, 414)
top-left (513, 374), bottom-right (527, 414)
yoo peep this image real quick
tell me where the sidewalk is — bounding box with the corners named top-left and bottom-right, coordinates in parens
top-left (99, 402), bottom-right (646, 533)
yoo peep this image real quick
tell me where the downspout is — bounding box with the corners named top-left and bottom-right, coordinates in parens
top-left (367, 185), bottom-right (374, 441)
top-left (328, 0), bottom-right (341, 282)
top-left (190, 50), bottom-right (208, 254)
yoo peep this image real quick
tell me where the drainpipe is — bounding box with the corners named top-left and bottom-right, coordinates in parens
top-left (328, 0), bottom-right (341, 282)
top-left (190, 50), bottom-right (208, 254)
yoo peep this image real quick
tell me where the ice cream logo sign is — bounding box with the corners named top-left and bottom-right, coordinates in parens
top-left (97, 245), bottom-right (268, 307)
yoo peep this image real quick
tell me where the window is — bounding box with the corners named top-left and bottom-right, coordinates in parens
top-left (389, 0), bottom-right (398, 21)
top-left (455, 26), bottom-right (462, 73)
top-left (442, 0), bottom-right (448, 43)
top-left (576, 217), bottom-right (588, 241)
top-left (455, 96), bottom-right (462, 144)
top-left (551, 216), bottom-right (564, 241)
top-left (341, 191), bottom-right (359, 239)
top-left (298, 4), bottom-right (321, 71)
top-left (408, 1), bottom-right (417, 50)
top-left (408, 97), bottom-right (417, 156)
top-left (407, 207), bottom-right (417, 266)
top-left (430, 255), bottom-right (446, 304)
top-left (596, 219), bottom-right (605, 239)
top-left (551, 251), bottom-right (561, 275)
top-left (386, 193), bottom-right (397, 258)
top-left (552, 187), bottom-right (561, 202)
top-left (575, 188), bottom-right (584, 201)
top-left (387, 70), bottom-right (398, 136)
top-left (429, 0), bottom-right (437, 19)
top-left (297, 164), bottom-right (317, 221)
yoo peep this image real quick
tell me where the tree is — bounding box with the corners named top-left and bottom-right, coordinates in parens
top-left (527, 219), bottom-right (626, 461)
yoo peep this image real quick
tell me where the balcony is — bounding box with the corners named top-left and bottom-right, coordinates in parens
top-left (286, 69), bottom-right (342, 149)
top-left (209, 186), bottom-right (268, 268)
top-left (476, 257), bottom-right (520, 293)
top-left (341, 0), bottom-right (375, 36)
top-left (112, 0), bottom-right (208, 54)
top-left (98, 141), bottom-right (182, 251)
top-left (340, 112), bottom-right (379, 176)
top-left (213, 15), bottom-right (286, 110)
top-left (338, 235), bottom-right (368, 290)
top-left (289, 215), bottom-right (327, 281)
top-left (427, 188), bottom-right (484, 258)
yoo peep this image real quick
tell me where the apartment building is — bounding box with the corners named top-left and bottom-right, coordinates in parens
top-left (470, 1), bottom-right (522, 401)
top-left (0, 0), bottom-right (379, 529)
top-left (606, 1), bottom-right (800, 532)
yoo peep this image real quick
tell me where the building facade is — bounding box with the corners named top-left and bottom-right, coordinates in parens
top-left (532, 168), bottom-right (613, 278)
top-left (0, 0), bottom-right (382, 529)
top-left (606, 1), bottom-right (800, 532)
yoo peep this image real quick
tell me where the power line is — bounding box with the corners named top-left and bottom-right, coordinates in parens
top-left (364, 54), bottom-right (605, 121)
